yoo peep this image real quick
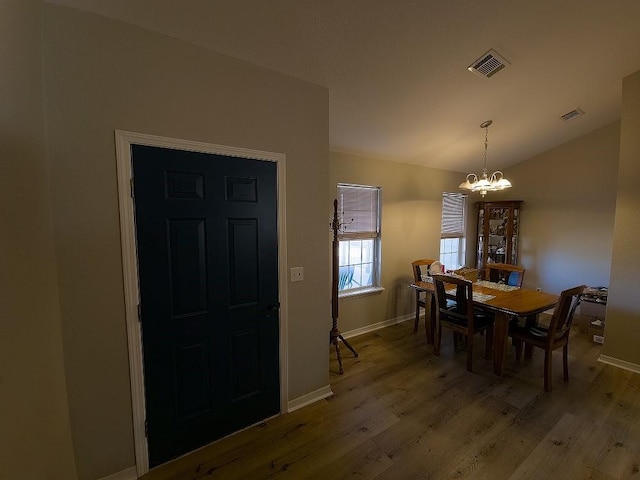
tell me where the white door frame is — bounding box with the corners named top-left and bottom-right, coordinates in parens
top-left (114, 130), bottom-right (288, 476)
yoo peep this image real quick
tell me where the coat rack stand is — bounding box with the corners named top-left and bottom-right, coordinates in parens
top-left (330, 198), bottom-right (358, 374)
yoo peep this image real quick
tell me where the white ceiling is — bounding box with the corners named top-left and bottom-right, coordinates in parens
top-left (49, 0), bottom-right (640, 173)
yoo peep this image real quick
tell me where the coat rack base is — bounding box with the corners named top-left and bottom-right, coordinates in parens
top-left (330, 326), bottom-right (358, 375)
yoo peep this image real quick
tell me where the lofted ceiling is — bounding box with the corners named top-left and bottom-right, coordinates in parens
top-left (48, 0), bottom-right (640, 173)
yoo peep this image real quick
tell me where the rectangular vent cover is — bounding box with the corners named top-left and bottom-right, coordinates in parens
top-left (561, 108), bottom-right (585, 122)
top-left (468, 49), bottom-right (510, 78)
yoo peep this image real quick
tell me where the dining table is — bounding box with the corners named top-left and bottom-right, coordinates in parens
top-left (410, 279), bottom-right (559, 375)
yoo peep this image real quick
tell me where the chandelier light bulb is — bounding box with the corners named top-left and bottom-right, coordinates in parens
top-left (459, 120), bottom-right (512, 197)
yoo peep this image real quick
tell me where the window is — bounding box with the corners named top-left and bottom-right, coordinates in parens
top-left (440, 192), bottom-right (467, 271)
top-left (337, 184), bottom-right (381, 294)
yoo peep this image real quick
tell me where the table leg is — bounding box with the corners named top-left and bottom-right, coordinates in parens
top-left (424, 292), bottom-right (435, 345)
top-left (493, 311), bottom-right (510, 375)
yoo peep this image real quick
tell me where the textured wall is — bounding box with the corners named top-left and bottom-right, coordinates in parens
top-left (603, 70), bottom-right (640, 366)
top-left (496, 122), bottom-right (620, 294)
top-left (43, 4), bottom-right (329, 478)
top-left (0, 1), bottom-right (77, 479)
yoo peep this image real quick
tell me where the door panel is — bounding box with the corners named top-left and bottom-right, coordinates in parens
top-left (228, 218), bottom-right (259, 304)
top-left (132, 144), bottom-right (279, 467)
top-left (168, 218), bottom-right (208, 316)
top-left (175, 338), bottom-right (211, 418)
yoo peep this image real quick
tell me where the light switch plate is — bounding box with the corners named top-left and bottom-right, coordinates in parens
top-left (290, 267), bottom-right (304, 282)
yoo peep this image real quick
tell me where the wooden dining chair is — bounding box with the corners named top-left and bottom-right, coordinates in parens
top-left (431, 274), bottom-right (494, 372)
top-left (486, 263), bottom-right (526, 347)
top-left (485, 263), bottom-right (525, 287)
top-left (509, 284), bottom-right (585, 392)
top-left (411, 258), bottom-right (437, 332)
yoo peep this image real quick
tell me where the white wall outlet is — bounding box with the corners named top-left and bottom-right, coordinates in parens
top-left (290, 267), bottom-right (304, 282)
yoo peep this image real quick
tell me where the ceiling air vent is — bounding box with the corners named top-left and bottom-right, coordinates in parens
top-left (561, 108), bottom-right (585, 122)
top-left (468, 49), bottom-right (510, 78)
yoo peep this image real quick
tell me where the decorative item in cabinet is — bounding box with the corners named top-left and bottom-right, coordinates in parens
top-left (475, 201), bottom-right (523, 278)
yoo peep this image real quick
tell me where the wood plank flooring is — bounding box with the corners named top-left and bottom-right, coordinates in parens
top-left (141, 318), bottom-right (640, 480)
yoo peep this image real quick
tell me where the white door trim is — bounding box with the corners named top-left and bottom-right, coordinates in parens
top-left (114, 130), bottom-right (288, 477)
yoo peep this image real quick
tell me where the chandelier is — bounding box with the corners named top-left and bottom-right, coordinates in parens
top-left (459, 120), bottom-right (512, 197)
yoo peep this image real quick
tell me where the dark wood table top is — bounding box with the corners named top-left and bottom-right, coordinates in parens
top-left (411, 280), bottom-right (559, 317)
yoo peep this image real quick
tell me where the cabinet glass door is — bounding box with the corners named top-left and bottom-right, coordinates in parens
top-left (475, 200), bottom-right (522, 278)
top-left (487, 206), bottom-right (509, 264)
top-left (511, 208), bottom-right (519, 264)
top-left (476, 207), bottom-right (485, 270)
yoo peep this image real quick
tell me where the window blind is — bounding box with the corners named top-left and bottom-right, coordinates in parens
top-left (441, 192), bottom-right (466, 238)
top-left (337, 184), bottom-right (380, 240)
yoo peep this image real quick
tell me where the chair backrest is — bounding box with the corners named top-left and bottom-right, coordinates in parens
top-left (485, 263), bottom-right (525, 287)
top-left (411, 258), bottom-right (437, 282)
top-left (338, 265), bottom-right (354, 290)
top-left (547, 285), bottom-right (586, 340)
top-left (431, 274), bottom-right (474, 328)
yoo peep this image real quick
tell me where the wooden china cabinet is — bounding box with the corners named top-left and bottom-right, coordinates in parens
top-left (475, 201), bottom-right (523, 278)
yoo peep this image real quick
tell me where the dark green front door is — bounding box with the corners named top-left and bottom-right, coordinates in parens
top-left (132, 144), bottom-right (280, 467)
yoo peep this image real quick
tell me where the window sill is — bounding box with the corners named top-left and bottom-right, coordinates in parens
top-left (338, 286), bottom-right (385, 299)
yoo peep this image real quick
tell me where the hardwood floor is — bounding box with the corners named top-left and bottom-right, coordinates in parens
top-left (142, 317), bottom-right (640, 479)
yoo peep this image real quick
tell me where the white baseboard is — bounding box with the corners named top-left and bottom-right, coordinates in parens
top-left (598, 354), bottom-right (640, 375)
top-left (98, 466), bottom-right (137, 480)
top-left (341, 313), bottom-right (414, 339)
top-left (287, 384), bottom-right (333, 413)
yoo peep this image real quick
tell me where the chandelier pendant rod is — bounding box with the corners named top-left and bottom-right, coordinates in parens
top-left (482, 120), bottom-right (491, 176)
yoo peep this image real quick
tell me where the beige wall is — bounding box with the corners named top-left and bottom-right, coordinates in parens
top-left (43, 5), bottom-right (329, 479)
top-left (493, 122), bottom-right (620, 294)
top-left (0, 1), bottom-right (77, 479)
top-left (603, 70), bottom-right (640, 365)
top-left (329, 151), bottom-right (468, 332)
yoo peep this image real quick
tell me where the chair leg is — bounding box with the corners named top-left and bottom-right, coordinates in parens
top-left (524, 344), bottom-right (535, 359)
top-left (510, 317), bottom-right (518, 346)
top-left (563, 343), bottom-right (569, 382)
top-left (525, 314), bottom-right (538, 328)
top-left (433, 322), bottom-right (441, 356)
top-left (428, 299), bottom-right (436, 344)
top-left (484, 327), bottom-right (493, 359)
top-left (523, 315), bottom-right (537, 358)
top-left (544, 350), bottom-right (552, 392)
top-left (413, 297), bottom-right (420, 332)
top-left (514, 339), bottom-right (523, 361)
top-left (466, 334), bottom-right (474, 372)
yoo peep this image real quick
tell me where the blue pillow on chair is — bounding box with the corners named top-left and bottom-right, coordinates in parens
top-left (507, 271), bottom-right (521, 287)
